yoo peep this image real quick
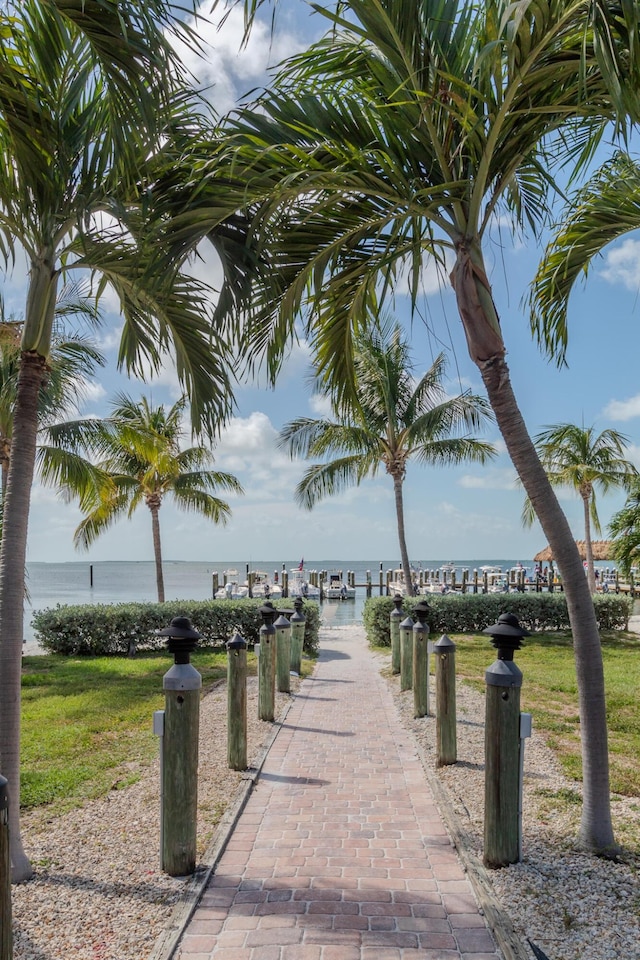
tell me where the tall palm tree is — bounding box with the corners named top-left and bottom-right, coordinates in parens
top-left (173, 0), bottom-right (640, 853)
top-left (609, 479), bottom-right (640, 577)
top-left (0, 2), bottom-right (231, 881)
top-left (523, 425), bottom-right (637, 594)
top-left (279, 319), bottom-right (495, 595)
top-left (44, 395), bottom-right (244, 603)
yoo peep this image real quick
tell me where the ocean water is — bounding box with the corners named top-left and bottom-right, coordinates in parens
top-left (23, 557), bottom-right (532, 645)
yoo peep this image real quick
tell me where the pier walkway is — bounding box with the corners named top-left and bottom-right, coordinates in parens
top-left (176, 626), bottom-right (500, 959)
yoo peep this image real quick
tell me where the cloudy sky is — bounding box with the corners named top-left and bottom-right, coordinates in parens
top-left (8, 1), bottom-right (640, 566)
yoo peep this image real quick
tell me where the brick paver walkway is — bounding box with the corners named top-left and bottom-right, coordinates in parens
top-left (176, 627), bottom-right (500, 959)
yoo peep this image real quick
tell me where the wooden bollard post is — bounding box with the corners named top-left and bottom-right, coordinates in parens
top-left (379, 562), bottom-right (384, 596)
top-left (212, 572), bottom-right (219, 597)
top-left (258, 603), bottom-right (277, 721)
top-left (412, 603), bottom-right (430, 718)
top-left (389, 594), bottom-right (403, 675)
top-left (227, 632), bottom-right (247, 771)
top-left (482, 613), bottom-right (529, 869)
top-left (158, 617), bottom-right (202, 877)
top-left (290, 598), bottom-right (305, 675)
top-left (366, 570), bottom-right (372, 598)
top-left (435, 635), bottom-right (456, 766)
top-left (399, 614), bottom-right (414, 692)
top-left (275, 612), bottom-right (292, 693)
top-left (0, 775), bottom-right (11, 960)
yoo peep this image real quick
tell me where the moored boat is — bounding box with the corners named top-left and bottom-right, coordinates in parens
top-left (322, 571), bottom-right (356, 600)
top-left (215, 569), bottom-right (249, 600)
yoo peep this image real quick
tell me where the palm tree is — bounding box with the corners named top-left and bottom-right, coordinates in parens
top-left (0, 288), bottom-right (105, 498)
top-left (44, 395), bottom-right (243, 602)
top-left (609, 479), bottom-right (640, 577)
top-left (279, 319), bottom-right (495, 595)
top-left (176, 0), bottom-right (640, 854)
top-left (523, 425), bottom-right (637, 594)
top-left (530, 152), bottom-right (640, 362)
top-left (0, 2), bottom-right (232, 881)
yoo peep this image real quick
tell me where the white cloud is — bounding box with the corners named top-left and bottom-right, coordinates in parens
top-left (599, 238), bottom-right (640, 292)
top-left (309, 394), bottom-right (332, 417)
top-left (458, 468), bottom-right (517, 490)
top-left (173, 5), bottom-right (310, 115)
top-left (395, 251), bottom-right (455, 299)
top-left (603, 393), bottom-right (640, 421)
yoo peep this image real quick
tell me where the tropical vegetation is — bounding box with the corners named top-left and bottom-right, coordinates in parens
top-left (44, 394), bottom-right (243, 603)
top-left (609, 479), bottom-right (640, 577)
top-left (0, 289), bottom-right (104, 498)
top-left (165, 0), bottom-right (640, 851)
top-left (0, 0), bottom-right (230, 881)
top-left (279, 318), bottom-right (495, 595)
top-left (171, 0), bottom-right (640, 854)
top-left (523, 424), bottom-right (637, 593)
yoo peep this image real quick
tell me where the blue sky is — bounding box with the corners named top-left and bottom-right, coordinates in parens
top-left (7, 1), bottom-right (640, 565)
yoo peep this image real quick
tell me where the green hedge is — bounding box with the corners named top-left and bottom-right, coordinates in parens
top-left (363, 592), bottom-right (632, 647)
top-left (31, 598), bottom-right (320, 657)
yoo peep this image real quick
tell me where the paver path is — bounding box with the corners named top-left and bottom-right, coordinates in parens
top-left (176, 626), bottom-right (500, 959)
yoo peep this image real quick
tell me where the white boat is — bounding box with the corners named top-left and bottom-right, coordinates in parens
top-left (387, 568), bottom-right (421, 596)
top-left (247, 570), bottom-right (282, 600)
top-left (288, 567), bottom-right (320, 599)
top-left (322, 571), bottom-right (356, 600)
top-left (215, 569), bottom-right (249, 600)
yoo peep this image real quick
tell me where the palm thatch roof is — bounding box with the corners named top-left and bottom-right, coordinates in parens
top-left (533, 540), bottom-right (612, 562)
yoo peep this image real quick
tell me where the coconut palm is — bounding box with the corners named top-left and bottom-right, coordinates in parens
top-left (0, 2), bottom-right (232, 880)
top-left (609, 479), bottom-right (640, 577)
top-left (44, 394), bottom-right (243, 603)
top-left (523, 425), bottom-right (637, 594)
top-left (279, 319), bottom-right (495, 595)
top-left (176, 0), bottom-right (640, 853)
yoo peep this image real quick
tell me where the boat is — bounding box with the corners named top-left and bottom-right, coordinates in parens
top-left (322, 571), bottom-right (356, 600)
top-left (247, 570), bottom-right (282, 600)
top-left (387, 568), bottom-right (421, 596)
top-left (215, 569), bottom-right (249, 600)
top-left (287, 567), bottom-right (320, 599)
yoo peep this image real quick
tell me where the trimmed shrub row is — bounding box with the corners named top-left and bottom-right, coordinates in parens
top-left (31, 598), bottom-right (321, 657)
top-left (362, 592), bottom-right (632, 648)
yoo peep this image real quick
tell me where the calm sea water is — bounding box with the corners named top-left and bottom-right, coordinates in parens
top-left (23, 557), bottom-right (532, 645)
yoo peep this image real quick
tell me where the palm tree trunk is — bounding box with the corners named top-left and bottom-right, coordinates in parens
top-left (393, 474), bottom-right (414, 596)
top-left (582, 493), bottom-right (597, 594)
top-left (0, 352), bottom-right (47, 881)
top-left (480, 355), bottom-right (614, 853)
top-left (452, 240), bottom-right (615, 854)
top-left (149, 503), bottom-right (165, 603)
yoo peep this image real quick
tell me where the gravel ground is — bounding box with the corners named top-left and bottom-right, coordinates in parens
top-left (390, 661), bottom-right (640, 960)
top-left (11, 626), bottom-right (640, 960)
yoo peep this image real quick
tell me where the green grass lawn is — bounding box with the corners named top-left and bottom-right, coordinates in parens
top-left (444, 630), bottom-right (640, 797)
top-left (19, 649), bottom-right (279, 814)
